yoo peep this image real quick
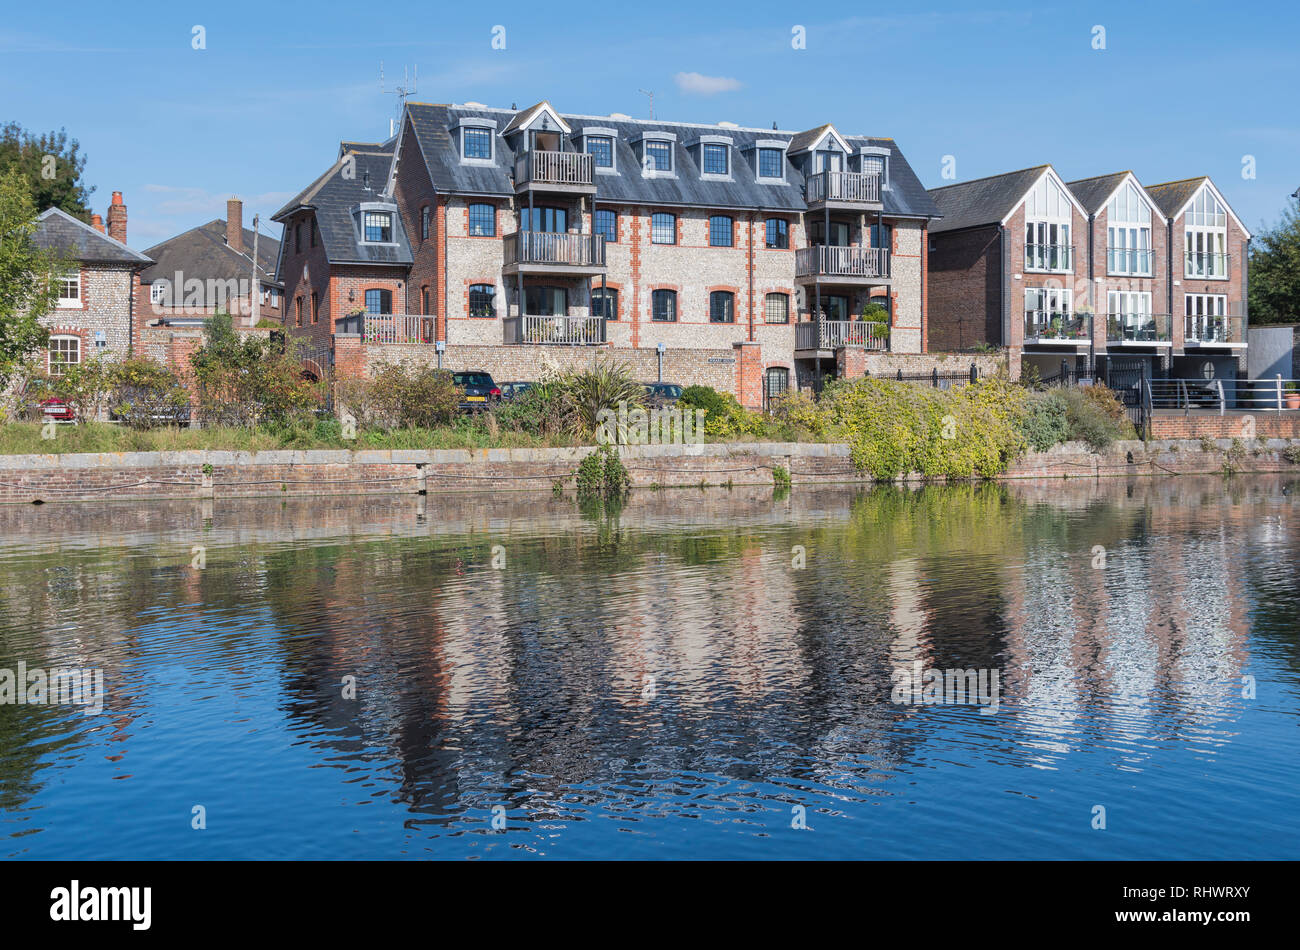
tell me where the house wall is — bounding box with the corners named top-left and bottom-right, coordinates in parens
top-left (1003, 201), bottom-right (1091, 353)
top-left (1167, 200), bottom-right (1249, 364)
top-left (41, 264), bottom-right (136, 370)
top-left (280, 209), bottom-right (335, 350)
top-left (926, 224), bottom-right (1002, 351)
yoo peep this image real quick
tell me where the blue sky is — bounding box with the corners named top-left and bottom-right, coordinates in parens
top-left (2, 0), bottom-right (1295, 248)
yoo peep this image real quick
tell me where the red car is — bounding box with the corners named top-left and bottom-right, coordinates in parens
top-left (40, 398), bottom-right (76, 423)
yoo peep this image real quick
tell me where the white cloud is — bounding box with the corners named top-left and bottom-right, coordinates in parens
top-left (674, 72), bottom-right (742, 96)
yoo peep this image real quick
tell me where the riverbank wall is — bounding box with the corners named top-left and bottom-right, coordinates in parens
top-left (0, 438), bottom-right (1296, 504)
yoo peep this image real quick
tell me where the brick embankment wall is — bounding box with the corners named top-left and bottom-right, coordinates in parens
top-left (1147, 412), bottom-right (1300, 440)
top-left (1, 439), bottom-right (1296, 505)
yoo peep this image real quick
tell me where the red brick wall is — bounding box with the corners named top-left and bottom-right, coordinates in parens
top-left (280, 209), bottom-right (335, 349)
top-left (1148, 413), bottom-right (1300, 440)
top-left (927, 223), bottom-right (1002, 351)
top-left (391, 121), bottom-right (439, 322)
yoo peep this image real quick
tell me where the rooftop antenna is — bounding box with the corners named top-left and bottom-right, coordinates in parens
top-left (638, 89), bottom-right (655, 120)
top-left (380, 61), bottom-right (418, 138)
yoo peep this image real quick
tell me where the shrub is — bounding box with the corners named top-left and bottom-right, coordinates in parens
top-left (1019, 391), bottom-right (1070, 451)
top-left (677, 385), bottom-right (754, 439)
top-left (189, 312), bottom-right (321, 425)
top-left (575, 444), bottom-right (631, 498)
top-left (343, 360), bottom-right (459, 430)
top-left (1283, 444), bottom-right (1300, 464)
top-left (559, 361), bottom-right (645, 437)
top-left (109, 357), bottom-right (191, 429)
top-left (772, 464), bottom-right (791, 489)
top-left (1054, 387), bottom-right (1134, 451)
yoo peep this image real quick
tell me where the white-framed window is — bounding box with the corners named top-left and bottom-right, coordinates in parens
top-left (1106, 180), bottom-right (1152, 275)
top-left (1024, 287), bottom-right (1073, 337)
top-left (48, 335), bottom-right (80, 375)
top-left (57, 273), bottom-right (80, 308)
top-left (150, 281), bottom-right (167, 306)
top-left (1185, 188), bottom-right (1228, 279)
top-left (1185, 293), bottom-right (1228, 341)
top-left (1024, 175), bottom-right (1073, 272)
top-left (1107, 290), bottom-right (1153, 340)
top-left (859, 147), bottom-right (890, 189)
top-left (702, 143), bottom-right (729, 176)
top-left (644, 140), bottom-right (672, 172)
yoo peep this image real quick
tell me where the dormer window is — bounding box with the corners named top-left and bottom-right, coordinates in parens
top-left (364, 211), bottom-right (392, 243)
top-left (586, 135), bottom-right (613, 168)
top-left (702, 143), bottom-right (728, 176)
top-left (645, 140), bottom-right (672, 172)
top-left (859, 146), bottom-right (890, 189)
top-left (463, 127), bottom-right (492, 159)
top-left (759, 148), bottom-right (783, 179)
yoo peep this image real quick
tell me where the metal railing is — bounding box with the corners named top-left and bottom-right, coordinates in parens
top-left (1024, 243), bottom-right (1074, 272)
top-left (514, 149), bottom-right (594, 188)
top-left (795, 245), bottom-right (890, 279)
top-left (503, 313), bottom-right (606, 345)
top-left (1145, 376), bottom-right (1300, 415)
top-left (1106, 246), bottom-right (1154, 275)
top-left (796, 319), bottom-right (887, 351)
top-left (334, 313), bottom-right (433, 344)
top-left (1024, 311), bottom-right (1092, 342)
top-left (805, 170), bottom-right (881, 204)
top-left (504, 231), bottom-right (606, 267)
top-left (1184, 313), bottom-right (1244, 344)
top-left (1185, 252), bottom-right (1230, 279)
top-left (1106, 312), bottom-right (1172, 343)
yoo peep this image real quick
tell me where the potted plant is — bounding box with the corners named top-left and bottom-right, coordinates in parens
top-left (1286, 383), bottom-right (1300, 411)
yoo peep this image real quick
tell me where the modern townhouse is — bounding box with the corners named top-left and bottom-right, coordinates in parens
top-left (927, 166), bottom-right (1251, 384)
top-left (29, 195), bottom-right (152, 376)
top-left (276, 100), bottom-right (940, 406)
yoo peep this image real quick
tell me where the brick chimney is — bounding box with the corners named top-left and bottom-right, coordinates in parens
top-left (91, 214), bottom-right (105, 233)
top-left (226, 197), bottom-right (244, 254)
top-left (107, 191), bottom-right (127, 244)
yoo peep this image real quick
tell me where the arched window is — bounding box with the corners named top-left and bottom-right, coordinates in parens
top-left (764, 292), bottom-right (789, 324)
top-left (709, 290), bottom-right (735, 323)
top-left (709, 215), bottom-right (733, 247)
top-left (468, 203), bottom-right (496, 237)
top-left (468, 284), bottom-right (496, 317)
top-left (48, 335), bottom-right (80, 376)
top-left (651, 213), bottom-right (676, 245)
top-left (594, 209), bottom-right (618, 243)
top-left (652, 289), bottom-right (677, 322)
top-left (1024, 174), bottom-right (1073, 272)
top-left (421, 286), bottom-right (430, 315)
top-left (592, 288), bottom-right (618, 321)
top-left (765, 218), bottom-right (788, 249)
top-left (365, 289), bottom-right (392, 314)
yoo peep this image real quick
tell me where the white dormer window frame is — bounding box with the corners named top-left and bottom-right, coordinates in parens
top-left (581, 127), bottom-right (619, 174)
top-left (858, 145), bottom-right (891, 191)
top-left (56, 271), bottom-right (81, 308)
top-left (355, 201), bottom-right (400, 246)
top-left (691, 134), bottom-right (734, 181)
top-left (455, 118), bottom-right (498, 165)
top-left (635, 131), bottom-right (677, 179)
top-left (753, 139), bottom-right (789, 184)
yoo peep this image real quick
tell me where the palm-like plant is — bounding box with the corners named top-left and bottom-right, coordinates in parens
top-left (560, 361), bottom-right (645, 437)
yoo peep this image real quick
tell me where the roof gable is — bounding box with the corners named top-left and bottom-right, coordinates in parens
top-left (140, 220), bottom-right (280, 285)
top-left (502, 100), bottom-right (571, 136)
top-left (787, 124), bottom-right (851, 155)
top-left (32, 207), bottom-right (152, 265)
top-left (1146, 177), bottom-right (1251, 237)
top-left (927, 165), bottom-right (1050, 233)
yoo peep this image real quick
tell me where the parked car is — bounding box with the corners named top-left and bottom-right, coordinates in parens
top-left (40, 398), bottom-right (76, 424)
top-left (453, 371), bottom-right (502, 411)
top-left (641, 382), bottom-right (683, 408)
top-left (497, 381), bottom-right (534, 401)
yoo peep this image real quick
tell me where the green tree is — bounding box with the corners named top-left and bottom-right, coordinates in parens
top-left (1248, 196), bottom-right (1300, 325)
top-left (189, 311), bottom-right (320, 425)
top-left (0, 122), bottom-right (94, 217)
top-left (0, 166), bottom-right (65, 392)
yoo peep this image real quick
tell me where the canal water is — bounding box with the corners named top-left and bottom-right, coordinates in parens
top-left (1, 478), bottom-right (1297, 859)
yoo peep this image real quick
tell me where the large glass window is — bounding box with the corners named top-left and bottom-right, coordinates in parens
top-left (462, 126), bottom-right (492, 159)
top-left (702, 143), bottom-right (728, 175)
top-left (586, 135), bottom-right (614, 168)
top-left (468, 203), bottom-right (496, 236)
top-left (365, 288), bottom-right (393, 314)
top-left (709, 215), bottom-right (733, 247)
top-left (592, 288), bottom-right (618, 321)
top-left (869, 222), bottom-right (893, 250)
top-left (709, 290), bottom-right (735, 323)
top-left (765, 218), bottom-right (788, 249)
top-left (644, 140), bottom-right (672, 172)
top-left (1107, 181), bottom-right (1152, 275)
top-left (48, 336), bottom-right (79, 376)
top-left (651, 213), bottom-right (676, 244)
top-left (1024, 174), bottom-right (1073, 271)
top-left (363, 212), bottom-right (392, 243)
top-left (594, 209), bottom-right (617, 243)
top-left (468, 283), bottom-right (496, 317)
top-left (1107, 290), bottom-right (1153, 340)
top-left (764, 292), bottom-right (789, 324)
top-left (1185, 188), bottom-right (1228, 278)
top-left (525, 286), bottom-right (567, 317)
top-left (1185, 294), bottom-right (1228, 341)
top-left (810, 220), bottom-right (850, 247)
top-left (520, 206), bottom-right (567, 233)
top-left (758, 148), bottom-right (783, 179)
top-left (652, 289), bottom-right (677, 322)
top-left (1024, 288), bottom-right (1073, 337)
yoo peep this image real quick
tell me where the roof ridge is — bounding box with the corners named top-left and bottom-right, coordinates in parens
top-left (928, 164), bottom-right (1049, 191)
top-left (1145, 175), bottom-right (1208, 189)
top-left (1066, 170), bottom-right (1131, 184)
top-left (38, 206), bottom-right (151, 261)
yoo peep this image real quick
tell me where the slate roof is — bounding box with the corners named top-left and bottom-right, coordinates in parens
top-left (272, 151), bottom-right (413, 267)
top-left (401, 103), bottom-right (941, 219)
top-left (31, 207), bottom-right (152, 266)
top-left (339, 138), bottom-right (395, 159)
top-left (926, 165), bottom-right (1050, 233)
top-left (1144, 177), bottom-right (1209, 219)
top-left (140, 220), bottom-right (281, 286)
top-left (1066, 172), bottom-right (1132, 213)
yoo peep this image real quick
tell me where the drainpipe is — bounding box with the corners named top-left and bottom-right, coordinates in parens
top-left (747, 212), bottom-right (756, 342)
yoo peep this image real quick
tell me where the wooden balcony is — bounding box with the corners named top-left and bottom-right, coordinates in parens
top-left (795, 245), bottom-right (891, 283)
top-left (514, 150), bottom-right (596, 193)
top-left (805, 170), bottom-right (882, 208)
top-left (503, 231), bottom-right (606, 275)
top-left (795, 319), bottom-right (887, 354)
top-left (334, 313), bottom-right (434, 345)
top-left (503, 314), bottom-right (606, 345)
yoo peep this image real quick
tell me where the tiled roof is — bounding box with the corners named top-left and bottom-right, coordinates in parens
top-left (1066, 172), bottom-right (1132, 213)
top-left (140, 220), bottom-right (280, 286)
top-left (31, 207), bottom-right (152, 266)
top-left (1144, 177), bottom-right (1209, 219)
top-left (926, 165), bottom-right (1050, 233)
top-left (401, 103), bottom-right (941, 219)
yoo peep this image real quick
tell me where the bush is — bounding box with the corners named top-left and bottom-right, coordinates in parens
top-left (1019, 391), bottom-right (1070, 451)
top-left (559, 361), bottom-right (645, 437)
top-left (1056, 387), bottom-right (1133, 451)
top-left (575, 444), bottom-right (631, 498)
top-left (109, 356), bottom-right (190, 429)
top-left (341, 360), bottom-right (459, 430)
top-left (189, 312), bottom-right (321, 425)
top-left (677, 385), bottom-right (755, 439)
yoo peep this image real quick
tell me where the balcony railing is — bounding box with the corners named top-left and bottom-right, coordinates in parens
top-left (503, 313), bottom-right (606, 345)
top-left (1024, 311), bottom-right (1092, 343)
top-left (504, 231), bottom-right (606, 268)
top-left (1106, 312), bottom-right (1171, 343)
top-left (1106, 247), bottom-right (1154, 276)
top-left (796, 319), bottom-right (887, 351)
top-left (1024, 243), bottom-right (1074, 272)
top-left (1185, 252), bottom-right (1230, 279)
top-left (795, 245), bottom-right (890, 279)
top-left (805, 170), bottom-right (881, 204)
top-left (514, 149), bottom-right (595, 188)
top-left (335, 313), bottom-right (433, 344)
top-left (1185, 313), bottom-right (1245, 344)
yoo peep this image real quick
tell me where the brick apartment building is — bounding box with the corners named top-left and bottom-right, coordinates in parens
top-left (275, 100), bottom-right (942, 405)
top-left (30, 196), bottom-right (152, 376)
top-left (139, 197), bottom-right (283, 333)
top-left (927, 166), bottom-right (1251, 384)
